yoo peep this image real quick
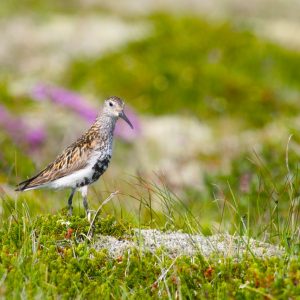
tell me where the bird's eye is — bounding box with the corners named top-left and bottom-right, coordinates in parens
top-left (109, 101), bottom-right (113, 107)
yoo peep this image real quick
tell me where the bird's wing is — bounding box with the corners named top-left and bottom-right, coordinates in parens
top-left (16, 131), bottom-right (99, 191)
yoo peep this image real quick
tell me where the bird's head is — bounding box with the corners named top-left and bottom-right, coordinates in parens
top-left (103, 96), bottom-right (133, 129)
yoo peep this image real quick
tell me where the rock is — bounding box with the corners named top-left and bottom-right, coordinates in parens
top-left (92, 229), bottom-right (285, 259)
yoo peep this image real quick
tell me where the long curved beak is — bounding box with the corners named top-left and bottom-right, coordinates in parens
top-left (119, 111), bottom-right (134, 129)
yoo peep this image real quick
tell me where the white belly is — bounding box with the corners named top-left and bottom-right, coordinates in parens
top-left (45, 151), bottom-right (111, 189)
top-left (47, 166), bottom-right (94, 189)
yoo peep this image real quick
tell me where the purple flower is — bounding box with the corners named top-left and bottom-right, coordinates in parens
top-left (31, 83), bottom-right (141, 141)
top-left (0, 104), bottom-right (46, 150)
top-left (32, 84), bottom-right (97, 123)
top-left (25, 128), bottom-right (46, 149)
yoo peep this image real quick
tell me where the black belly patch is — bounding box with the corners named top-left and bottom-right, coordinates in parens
top-left (76, 155), bottom-right (111, 188)
top-left (91, 156), bottom-right (111, 181)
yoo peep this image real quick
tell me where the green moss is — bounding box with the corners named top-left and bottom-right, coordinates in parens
top-left (33, 213), bottom-right (127, 243)
top-left (0, 210), bottom-right (299, 298)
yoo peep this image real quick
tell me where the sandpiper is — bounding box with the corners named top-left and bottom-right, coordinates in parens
top-left (16, 96), bottom-right (133, 220)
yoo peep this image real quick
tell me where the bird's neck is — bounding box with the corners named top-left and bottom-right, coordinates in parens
top-left (95, 114), bottom-right (117, 137)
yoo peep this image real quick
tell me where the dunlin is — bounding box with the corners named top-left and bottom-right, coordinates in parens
top-left (16, 96), bottom-right (133, 220)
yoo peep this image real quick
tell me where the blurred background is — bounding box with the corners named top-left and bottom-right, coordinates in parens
top-left (1, 0), bottom-right (300, 236)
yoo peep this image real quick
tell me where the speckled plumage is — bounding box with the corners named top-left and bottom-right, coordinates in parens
top-left (16, 96), bottom-right (133, 219)
top-left (16, 119), bottom-right (114, 190)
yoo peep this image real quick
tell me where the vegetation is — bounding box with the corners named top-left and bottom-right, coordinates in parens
top-left (66, 14), bottom-right (300, 127)
top-left (0, 11), bottom-right (300, 299)
top-left (0, 199), bottom-right (299, 299)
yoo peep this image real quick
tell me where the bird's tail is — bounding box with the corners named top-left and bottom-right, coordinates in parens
top-left (15, 174), bottom-right (41, 191)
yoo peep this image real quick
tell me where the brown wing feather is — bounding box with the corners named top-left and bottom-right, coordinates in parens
top-left (16, 125), bottom-right (100, 191)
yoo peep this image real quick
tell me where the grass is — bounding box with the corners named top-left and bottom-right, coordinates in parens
top-left (0, 186), bottom-right (299, 299)
top-left (1, 146), bottom-right (300, 298)
top-left (0, 11), bottom-right (300, 299)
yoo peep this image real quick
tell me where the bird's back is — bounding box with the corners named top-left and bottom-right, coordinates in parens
top-left (16, 123), bottom-right (103, 191)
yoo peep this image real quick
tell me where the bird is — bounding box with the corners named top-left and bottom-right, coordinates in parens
top-left (16, 96), bottom-right (133, 220)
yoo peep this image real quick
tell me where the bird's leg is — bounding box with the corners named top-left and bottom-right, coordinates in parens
top-left (68, 188), bottom-right (76, 216)
top-left (80, 186), bottom-right (91, 222)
